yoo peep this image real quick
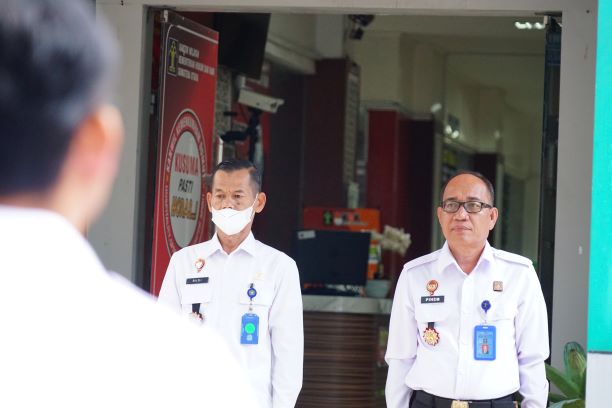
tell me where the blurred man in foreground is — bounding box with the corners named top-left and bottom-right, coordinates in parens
top-left (0, 1), bottom-right (256, 406)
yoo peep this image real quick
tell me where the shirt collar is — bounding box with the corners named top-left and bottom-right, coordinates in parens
top-left (203, 232), bottom-right (258, 258)
top-left (478, 241), bottom-right (495, 267)
top-left (437, 241), bottom-right (458, 273)
top-left (437, 240), bottom-right (494, 274)
top-left (236, 232), bottom-right (258, 256)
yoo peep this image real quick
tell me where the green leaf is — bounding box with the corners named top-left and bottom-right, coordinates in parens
top-left (548, 393), bottom-right (566, 403)
top-left (578, 368), bottom-right (587, 399)
top-left (548, 400), bottom-right (584, 408)
top-left (545, 363), bottom-right (581, 399)
top-left (564, 399), bottom-right (585, 408)
top-left (564, 342), bottom-right (587, 389)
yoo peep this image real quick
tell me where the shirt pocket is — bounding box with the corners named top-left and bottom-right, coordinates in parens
top-left (180, 280), bottom-right (213, 314)
top-left (414, 303), bottom-right (450, 348)
top-left (237, 281), bottom-right (275, 308)
top-left (484, 304), bottom-right (517, 348)
top-left (486, 304), bottom-right (517, 322)
top-left (414, 303), bottom-right (451, 324)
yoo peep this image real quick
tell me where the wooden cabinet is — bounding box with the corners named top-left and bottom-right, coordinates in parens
top-left (297, 296), bottom-right (390, 408)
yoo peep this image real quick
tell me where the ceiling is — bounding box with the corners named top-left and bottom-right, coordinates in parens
top-left (368, 15), bottom-right (547, 41)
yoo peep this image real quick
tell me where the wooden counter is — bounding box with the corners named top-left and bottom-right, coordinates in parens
top-left (297, 296), bottom-right (391, 408)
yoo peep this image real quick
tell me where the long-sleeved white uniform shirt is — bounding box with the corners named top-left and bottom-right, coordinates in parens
top-left (0, 205), bottom-right (257, 408)
top-left (159, 232), bottom-right (304, 408)
top-left (385, 241), bottom-right (549, 408)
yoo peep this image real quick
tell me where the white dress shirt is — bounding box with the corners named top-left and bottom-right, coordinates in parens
top-left (385, 241), bottom-right (549, 408)
top-left (0, 205), bottom-right (257, 408)
top-left (159, 232), bottom-right (304, 408)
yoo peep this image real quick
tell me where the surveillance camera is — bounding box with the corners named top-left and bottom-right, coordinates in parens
top-left (238, 88), bottom-right (285, 114)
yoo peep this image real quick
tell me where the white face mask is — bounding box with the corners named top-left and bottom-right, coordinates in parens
top-left (211, 195), bottom-right (258, 236)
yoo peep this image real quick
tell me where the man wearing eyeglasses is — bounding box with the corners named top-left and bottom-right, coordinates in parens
top-left (385, 171), bottom-right (549, 408)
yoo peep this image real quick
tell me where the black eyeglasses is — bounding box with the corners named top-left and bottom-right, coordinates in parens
top-left (440, 200), bottom-right (493, 214)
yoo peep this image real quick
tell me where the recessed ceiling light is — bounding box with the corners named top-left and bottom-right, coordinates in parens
top-left (514, 21), bottom-right (545, 30)
top-left (430, 102), bottom-right (442, 114)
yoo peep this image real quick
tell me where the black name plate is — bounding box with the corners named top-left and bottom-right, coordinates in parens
top-left (186, 277), bottom-right (209, 285)
top-left (420, 296), bottom-right (445, 304)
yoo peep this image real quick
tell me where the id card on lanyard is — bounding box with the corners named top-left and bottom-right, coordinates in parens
top-left (474, 325), bottom-right (496, 360)
top-left (241, 282), bottom-right (260, 345)
top-left (241, 313), bottom-right (260, 344)
top-left (474, 300), bottom-right (496, 361)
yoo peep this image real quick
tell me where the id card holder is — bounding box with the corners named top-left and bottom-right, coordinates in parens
top-left (474, 325), bottom-right (496, 360)
top-left (240, 313), bottom-right (259, 345)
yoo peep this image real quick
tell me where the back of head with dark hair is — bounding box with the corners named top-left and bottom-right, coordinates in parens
top-left (0, 0), bottom-right (118, 195)
top-left (440, 170), bottom-right (495, 204)
top-left (212, 159), bottom-right (262, 193)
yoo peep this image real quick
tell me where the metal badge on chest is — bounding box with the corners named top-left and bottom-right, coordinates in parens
top-left (422, 280), bottom-right (442, 346)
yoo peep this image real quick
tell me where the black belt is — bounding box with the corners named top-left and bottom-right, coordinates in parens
top-left (412, 390), bottom-right (517, 408)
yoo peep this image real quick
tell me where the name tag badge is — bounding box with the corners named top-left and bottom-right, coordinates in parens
top-left (474, 325), bottom-right (496, 361)
top-left (240, 313), bottom-right (259, 345)
top-left (186, 277), bottom-right (209, 285)
top-left (421, 295), bottom-right (445, 304)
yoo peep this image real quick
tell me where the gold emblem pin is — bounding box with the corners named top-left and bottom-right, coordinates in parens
top-left (493, 281), bottom-right (503, 292)
top-left (423, 326), bottom-right (440, 346)
top-left (426, 279), bottom-right (439, 296)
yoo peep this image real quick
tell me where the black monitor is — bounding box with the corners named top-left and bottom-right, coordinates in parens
top-left (213, 13), bottom-right (270, 80)
top-left (294, 230), bottom-right (371, 288)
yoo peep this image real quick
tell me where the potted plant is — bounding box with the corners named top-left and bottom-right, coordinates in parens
top-left (545, 341), bottom-right (586, 408)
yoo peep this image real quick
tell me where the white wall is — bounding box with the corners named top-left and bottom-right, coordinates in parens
top-left (265, 14), bottom-right (320, 74)
top-left (97, 0), bottom-right (597, 371)
top-left (92, 3), bottom-right (146, 282)
top-left (316, 15), bottom-right (345, 58)
top-left (587, 353), bottom-right (612, 407)
top-left (475, 88), bottom-right (504, 154)
top-left (269, 14), bottom-right (317, 51)
top-left (401, 37), bottom-right (446, 114)
top-left (411, 42), bottom-right (445, 114)
top-left (501, 107), bottom-right (531, 178)
top-left (444, 68), bottom-right (480, 148)
top-left (521, 115), bottom-right (542, 261)
top-left (348, 34), bottom-right (445, 115)
top-left (347, 32), bottom-right (404, 103)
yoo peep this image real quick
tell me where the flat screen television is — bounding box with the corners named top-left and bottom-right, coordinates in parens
top-left (294, 230), bottom-right (371, 289)
top-left (213, 13), bottom-right (270, 80)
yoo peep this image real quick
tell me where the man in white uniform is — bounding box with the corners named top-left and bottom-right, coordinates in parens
top-left (385, 171), bottom-right (549, 408)
top-left (0, 1), bottom-right (256, 406)
top-left (159, 159), bottom-right (304, 408)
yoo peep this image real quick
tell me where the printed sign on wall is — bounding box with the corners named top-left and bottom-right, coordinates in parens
top-left (150, 11), bottom-right (218, 296)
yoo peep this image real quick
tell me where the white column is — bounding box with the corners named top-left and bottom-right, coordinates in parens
top-left (90, 3), bottom-right (147, 281)
top-left (550, 6), bottom-right (596, 368)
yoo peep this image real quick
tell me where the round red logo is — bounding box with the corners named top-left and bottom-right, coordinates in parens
top-left (162, 109), bottom-right (207, 253)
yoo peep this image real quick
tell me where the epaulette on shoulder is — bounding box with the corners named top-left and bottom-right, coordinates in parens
top-left (403, 250), bottom-right (440, 271)
top-left (493, 249), bottom-right (533, 267)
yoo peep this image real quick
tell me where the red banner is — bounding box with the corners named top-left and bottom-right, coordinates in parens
top-left (150, 11), bottom-right (218, 295)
